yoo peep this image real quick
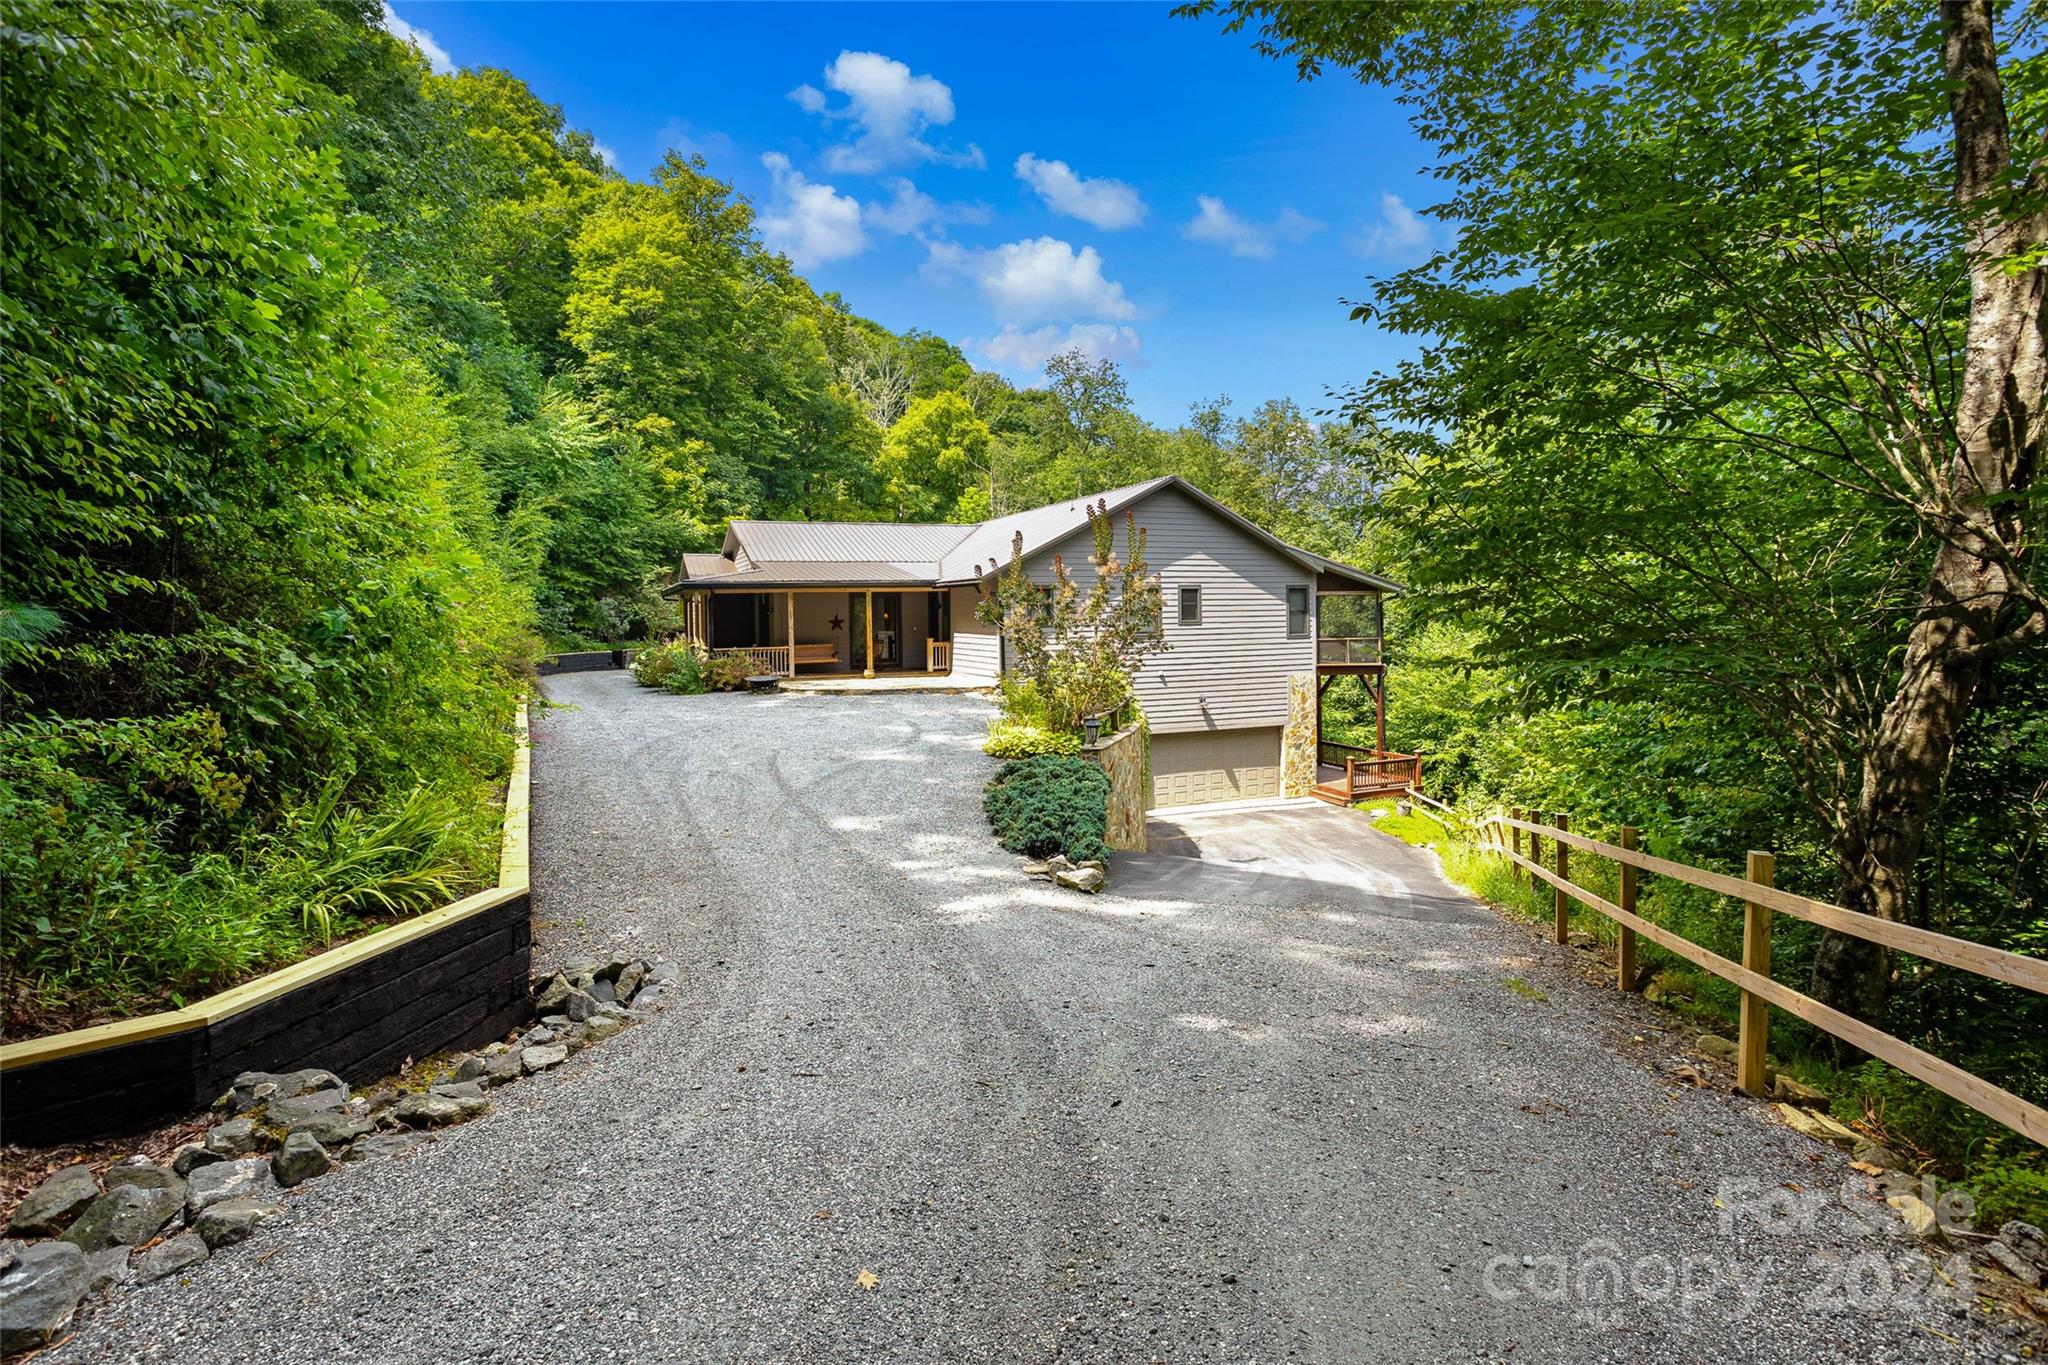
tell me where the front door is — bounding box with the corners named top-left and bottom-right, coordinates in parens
top-left (874, 592), bottom-right (902, 667)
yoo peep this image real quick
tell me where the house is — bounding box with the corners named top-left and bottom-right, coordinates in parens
top-left (664, 476), bottom-right (1410, 809)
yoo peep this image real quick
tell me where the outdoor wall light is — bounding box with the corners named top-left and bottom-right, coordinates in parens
top-left (1084, 715), bottom-right (1103, 745)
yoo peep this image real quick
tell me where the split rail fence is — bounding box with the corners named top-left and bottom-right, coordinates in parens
top-left (1475, 809), bottom-right (2048, 1148)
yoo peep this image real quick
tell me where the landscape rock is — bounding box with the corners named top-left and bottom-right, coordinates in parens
top-left (215, 1068), bottom-right (343, 1117)
top-left (519, 1024), bottom-right (556, 1048)
top-left (1999, 1220), bottom-right (2047, 1270)
top-left (562, 988), bottom-right (601, 1023)
top-left (59, 1184), bottom-right (182, 1254)
top-left (532, 973), bottom-right (572, 1014)
top-left (564, 959), bottom-right (600, 989)
top-left (193, 1198), bottom-right (283, 1250)
top-left (1773, 1102), bottom-right (1861, 1147)
top-left (483, 1050), bottom-right (526, 1087)
top-left (614, 961), bottom-right (646, 1003)
top-left (588, 977), bottom-right (617, 1004)
top-left (286, 1113), bottom-right (375, 1148)
top-left (205, 1117), bottom-right (266, 1157)
top-left (599, 957), bottom-right (632, 982)
top-left (392, 1091), bottom-right (489, 1128)
top-left (1986, 1238), bottom-right (2044, 1288)
top-left (170, 1143), bottom-right (225, 1178)
top-left (1054, 866), bottom-right (1106, 894)
top-left (102, 1163), bottom-right (183, 1200)
top-left (7, 1165), bottom-right (100, 1237)
top-left (185, 1158), bottom-right (279, 1220)
top-left (1886, 1191), bottom-right (1942, 1240)
top-left (1852, 1138), bottom-right (1908, 1172)
top-left (340, 1132), bottom-right (431, 1163)
top-left (271, 1132), bottom-right (333, 1187)
top-left (1078, 858), bottom-right (1106, 872)
top-left (264, 1089), bottom-right (347, 1129)
top-left (1770, 1074), bottom-right (1830, 1107)
top-left (583, 1014), bottom-right (625, 1043)
top-left (1694, 1033), bottom-right (1738, 1061)
top-left (0, 1241), bottom-right (90, 1352)
top-left (522, 1043), bottom-right (568, 1074)
top-left (430, 1080), bottom-right (486, 1101)
top-left (134, 1232), bottom-right (208, 1284)
top-left (453, 1055), bottom-right (489, 1082)
top-left (1020, 859), bottom-right (1055, 878)
top-left (84, 1246), bottom-right (129, 1296)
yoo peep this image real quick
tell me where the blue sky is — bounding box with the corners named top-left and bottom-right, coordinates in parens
top-left (383, 2), bottom-right (1441, 427)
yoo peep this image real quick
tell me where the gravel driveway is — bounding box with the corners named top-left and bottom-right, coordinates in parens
top-left (55, 672), bottom-right (2012, 1363)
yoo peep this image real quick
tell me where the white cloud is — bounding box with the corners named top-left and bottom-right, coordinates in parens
top-left (759, 154), bottom-right (867, 269)
top-left (864, 178), bottom-right (989, 237)
top-left (380, 3), bottom-right (452, 75)
top-left (1013, 153), bottom-right (1145, 230)
top-left (659, 119), bottom-right (735, 165)
top-left (594, 143), bottom-right (618, 171)
top-left (1350, 192), bottom-right (1435, 260)
top-left (977, 323), bottom-right (1143, 376)
top-left (926, 236), bottom-right (1135, 324)
top-left (1181, 195), bottom-right (1323, 259)
top-left (790, 51), bottom-right (983, 173)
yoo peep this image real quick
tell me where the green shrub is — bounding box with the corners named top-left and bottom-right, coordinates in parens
top-left (702, 652), bottom-right (754, 692)
top-left (983, 719), bottom-right (1082, 759)
top-left (631, 641), bottom-right (704, 693)
top-left (983, 754), bottom-right (1109, 861)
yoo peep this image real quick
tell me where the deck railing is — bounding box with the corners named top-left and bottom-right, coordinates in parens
top-left (713, 645), bottom-right (792, 677)
top-left (1478, 809), bottom-right (2048, 1146)
top-left (1317, 636), bottom-right (1384, 665)
top-left (1317, 741), bottom-right (1421, 797)
top-left (927, 639), bottom-right (952, 673)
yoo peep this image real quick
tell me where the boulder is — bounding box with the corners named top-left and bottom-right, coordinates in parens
top-left (1078, 858), bottom-right (1107, 872)
top-left (204, 1117), bottom-right (266, 1158)
top-left (171, 1143), bottom-right (225, 1178)
top-left (134, 1232), bottom-right (208, 1284)
top-left (7, 1165), bottom-right (100, 1237)
top-left (185, 1158), bottom-right (279, 1220)
top-left (519, 1024), bottom-right (557, 1049)
top-left (521, 1043), bottom-right (568, 1075)
top-left (339, 1132), bottom-right (430, 1164)
top-left (453, 1055), bottom-right (489, 1083)
top-left (392, 1091), bottom-right (488, 1128)
top-left (1986, 1238), bottom-right (2044, 1289)
top-left (102, 1163), bottom-right (183, 1200)
top-left (84, 1247), bottom-right (129, 1296)
top-left (614, 961), bottom-right (646, 1004)
top-left (1054, 866), bottom-right (1106, 894)
top-left (1694, 1033), bottom-right (1738, 1061)
top-left (271, 1132), bottom-right (333, 1187)
top-left (2000, 1220), bottom-right (2047, 1270)
top-left (1852, 1138), bottom-right (1908, 1172)
top-left (588, 977), bottom-right (617, 1005)
top-left (483, 1050), bottom-right (526, 1087)
top-left (215, 1068), bottom-right (343, 1117)
top-left (286, 1114), bottom-right (375, 1149)
top-left (1020, 859), bottom-right (1055, 878)
top-left (583, 1014), bottom-right (625, 1044)
top-left (1887, 1190), bottom-right (1942, 1240)
top-left (263, 1089), bottom-right (347, 1129)
top-left (59, 1184), bottom-right (182, 1254)
top-left (564, 959), bottom-right (600, 989)
top-left (532, 973), bottom-right (572, 1014)
top-left (429, 1081), bottom-right (485, 1101)
top-left (193, 1198), bottom-right (283, 1250)
top-left (1772, 1102), bottom-right (1861, 1148)
top-left (599, 957), bottom-right (633, 982)
top-left (0, 1241), bottom-right (90, 1352)
top-left (1771, 1074), bottom-right (1830, 1108)
top-left (562, 989), bottom-right (601, 1023)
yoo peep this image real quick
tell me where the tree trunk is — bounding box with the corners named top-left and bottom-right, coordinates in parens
top-left (1812, 0), bottom-right (2047, 1024)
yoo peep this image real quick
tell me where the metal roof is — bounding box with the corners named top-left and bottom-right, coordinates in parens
top-left (689, 560), bottom-right (934, 589)
top-left (935, 477), bottom-right (1173, 583)
top-left (721, 519), bottom-right (973, 566)
top-left (679, 553), bottom-right (736, 578)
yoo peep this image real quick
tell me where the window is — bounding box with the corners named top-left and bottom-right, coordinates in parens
top-left (1178, 586), bottom-right (1202, 626)
top-left (1286, 585), bottom-right (1310, 639)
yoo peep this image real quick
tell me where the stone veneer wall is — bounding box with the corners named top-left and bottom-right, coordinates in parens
top-left (1282, 672), bottom-right (1317, 798)
top-left (1082, 724), bottom-right (1148, 852)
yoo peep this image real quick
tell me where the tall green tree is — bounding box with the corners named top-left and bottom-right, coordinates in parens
top-left (1188, 0), bottom-right (2047, 1024)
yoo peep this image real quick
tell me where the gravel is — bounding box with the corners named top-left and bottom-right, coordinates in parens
top-left (49, 672), bottom-right (2023, 1363)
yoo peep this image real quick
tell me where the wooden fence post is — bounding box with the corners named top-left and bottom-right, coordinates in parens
top-left (1524, 810), bottom-right (1539, 888)
top-left (1510, 807), bottom-right (1522, 877)
top-left (1617, 826), bottom-right (1639, 992)
top-left (1738, 850), bottom-right (1776, 1096)
top-left (1552, 813), bottom-right (1570, 944)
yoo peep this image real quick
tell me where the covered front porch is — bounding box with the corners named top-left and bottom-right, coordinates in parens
top-left (676, 586), bottom-right (962, 679)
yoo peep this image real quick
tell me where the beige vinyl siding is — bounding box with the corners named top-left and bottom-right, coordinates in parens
top-left (1150, 728), bottom-right (1283, 807)
top-left (1028, 484), bottom-right (1315, 735)
top-left (949, 585), bottom-right (1000, 682)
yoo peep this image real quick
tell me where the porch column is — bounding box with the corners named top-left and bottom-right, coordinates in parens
top-left (785, 591), bottom-right (796, 677)
top-left (1375, 673), bottom-right (1387, 756)
top-left (863, 589), bottom-right (875, 678)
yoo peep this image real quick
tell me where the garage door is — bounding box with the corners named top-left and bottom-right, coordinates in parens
top-left (1150, 728), bottom-right (1283, 808)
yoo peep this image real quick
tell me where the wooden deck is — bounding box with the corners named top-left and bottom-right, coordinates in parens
top-left (1311, 745), bottom-right (1421, 806)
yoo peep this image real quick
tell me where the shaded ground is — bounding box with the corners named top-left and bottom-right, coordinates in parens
top-left (52, 673), bottom-right (2012, 1363)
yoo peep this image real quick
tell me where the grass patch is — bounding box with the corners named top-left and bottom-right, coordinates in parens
top-left (1356, 798), bottom-right (1450, 848)
top-left (1502, 975), bottom-right (1549, 1002)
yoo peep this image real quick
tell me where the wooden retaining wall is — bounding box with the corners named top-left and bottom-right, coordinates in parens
top-left (535, 649), bottom-right (631, 675)
top-left (0, 707), bottom-right (534, 1147)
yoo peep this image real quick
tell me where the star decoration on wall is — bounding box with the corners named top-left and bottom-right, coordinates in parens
top-left (829, 614), bottom-right (844, 631)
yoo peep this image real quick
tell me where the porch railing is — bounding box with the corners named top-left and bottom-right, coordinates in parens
top-left (1317, 636), bottom-right (1384, 665)
top-left (927, 639), bottom-right (952, 673)
top-left (713, 645), bottom-right (792, 677)
top-left (1317, 741), bottom-right (1421, 797)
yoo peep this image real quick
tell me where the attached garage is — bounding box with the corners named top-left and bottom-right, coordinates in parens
top-left (1149, 727), bottom-right (1283, 808)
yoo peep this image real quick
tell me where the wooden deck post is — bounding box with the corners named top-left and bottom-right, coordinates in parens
top-left (1374, 674), bottom-right (1387, 756)
top-left (1737, 850), bottom-right (1776, 1096)
top-left (785, 592), bottom-right (796, 676)
top-left (1345, 755), bottom-right (1356, 797)
top-left (863, 589), bottom-right (875, 679)
top-left (1617, 826), bottom-right (1639, 992)
top-left (1552, 813), bottom-right (1570, 945)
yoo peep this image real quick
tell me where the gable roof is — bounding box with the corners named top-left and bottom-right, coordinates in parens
top-left (666, 475), bottom-right (1401, 595)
